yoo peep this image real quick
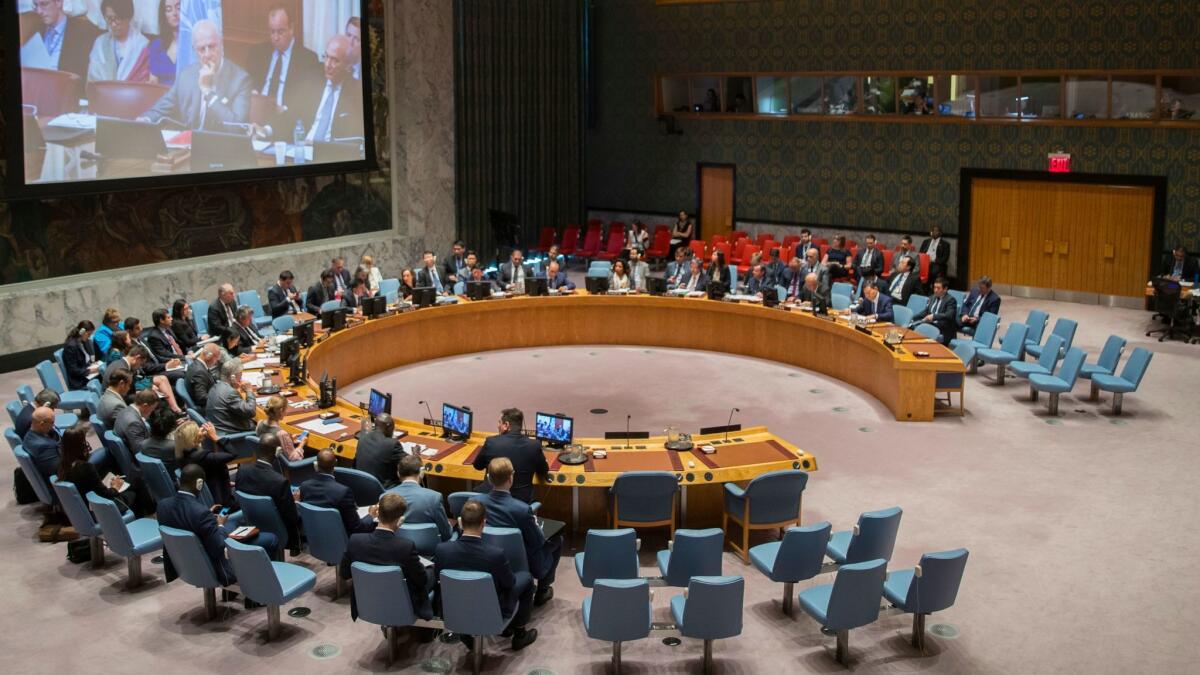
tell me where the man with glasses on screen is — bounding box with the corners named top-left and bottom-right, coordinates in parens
top-left (23, 0), bottom-right (98, 81)
top-left (141, 19), bottom-right (250, 131)
top-left (250, 4), bottom-right (321, 140)
top-left (345, 16), bottom-right (362, 81)
top-left (304, 34), bottom-right (364, 143)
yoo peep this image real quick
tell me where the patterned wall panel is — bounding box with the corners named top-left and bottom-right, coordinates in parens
top-left (587, 0), bottom-right (1200, 249)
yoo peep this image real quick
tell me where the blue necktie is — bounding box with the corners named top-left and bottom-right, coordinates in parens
top-left (313, 84), bottom-right (338, 141)
top-left (45, 26), bottom-right (62, 59)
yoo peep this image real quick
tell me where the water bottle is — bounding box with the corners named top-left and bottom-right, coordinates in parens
top-left (293, 120), bottom-right (306, 164)
top-left (79, 99), bottom-right (89, 116)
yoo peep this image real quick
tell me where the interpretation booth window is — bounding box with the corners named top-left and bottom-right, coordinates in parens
top-left (899, 76), bottom-right (934, 115)
top-left (691, 76), bottom-right (723, 112)
top-left (789, 76), bottom-right (823, 114)
top-left (1161, 76), bottom-right (1200, 120)
top-left (661, 77), bottom-right (691, 113)
top-left (1111, 75), bottom-right (1157, 120)
top-left (934, 75), bottom-right (976, 117)
top-left (755, 76), bottom-right (789, 116)
top-left (977, 76), bottom-right (1020, 118)
top-left (724, 77), bottom-right (753, 114)
top-left (825, 76), bottom-right (859, 115)
top-left (1020, 76), bottom-right (1063, 120)
top-left (1066, 76), bottom-right (1108, 119)
top-left (863, 76), bottom-right (897, 115)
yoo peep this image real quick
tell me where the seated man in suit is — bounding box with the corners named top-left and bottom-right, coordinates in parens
top-left (389, 455), bottom-right (452, 542)
top-left (300, 450), bottom-right (374, 535)
top-left (544, 261), bottom-right (575, 292)
top-left (499, 250), bottom-right (531, 294)
top-left (920, 226), bottom-right (951, 282)
top-left (234, 432), bottom-right (301, 556)
top-left (853, 282), bottom-right (894, 323)
top-left (354, 413), bottom-right (405, 489)
top-left (471, 408), bottom-right (549, 504)
top-left (306, 270), bottom-right (338, 315)
top-left (415, 251), bottom-right (446, 294)
top-left (628, 248), bottom-right (651, 292)
top-left (476, 458), bottom-right (562, 607)
top-left (763, 248), bottom-right (786, 287)
top-left (303, 34), bottom-right (364, 143)
top-left (185, 344), bottom-right (221, 411)
top-left (342, 278), bottom-right (370, 309)
top-left (744, 263), bottom-right (771, 297)
top-left (249, 5), bottom-right (322, 141)
top-left (233, 306), bottom-right (266, 354)
top-left (125, 318), bottom-right (184, 391)
top-left (443, 240), bottom-right (468, 286)
top-left (801, 247), bottom-right (831, 294)
top-left (267, 270), bottom-right (303, 318)
top-left (98, 368), bottom-right (131, 428)
top-left (329, 257), bottom-right (352, 296)
top-left (22, 406), bottom-right (63, 479)
top-left (141, 20), bottom-right (251, 130)
top-left (798, 273), bottom-right (830, 309)
top-left (467, 266), bottom-right (500, 293)
top-left (159, 464), bottom-right (279, 587)
top-left (665, 247), bottom-right (690, 289)
top-left (886, 256), bottom-right (921, 305)
top-left (680, 258), bottom-right (708, 293)
top-left (1163, 244), bottom-right (1199, 282)
top-left (434, 499), bottom-right (538, 651)
top-left (339, 492), bottom-right (430, 622)
top-left (24, 0), bottom-right (99, 82)
top-left (145, 309), bottom-right (190, 364)
top-left (854, 234), bottom-right (885, 286)
top-left (207, 284), bottom-right (239, 341)
top-left (958, 275), bottom-right (1002, 333)
top-left (914, 277), bottom-right (958, 343)
top-left (113, 389), bottom-right (160, 456)
top-left (205, 360), bottom-right (257, 435)
top-left (892, 235), bottom-right (921, 277)
top-left (781, 257), bottom-right (806, 301)
top-left (13, 389), bottom-right (59, 438)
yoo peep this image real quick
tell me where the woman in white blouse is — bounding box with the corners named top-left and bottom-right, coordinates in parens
top-left (87, 0), bottom-right (151, 83)
top-left (609, 260), bottom-right (632, 291)
top-left (359, 255), bottom-right (384, 294)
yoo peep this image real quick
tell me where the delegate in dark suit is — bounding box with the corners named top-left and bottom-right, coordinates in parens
top-left (22, 427), bottom-right (61, 479)
top-left (472, 431), bottom-right (549, 504)
top-left (854, 292), bottom-right (894, 323)
top-left (157, 490), bottom-right (280, 585)
top-left (854, 246), bottom-right (885, 280)
top-left (235, 459), bottom-right (301, 553)
top-left (207, 300), bottom-right (238, 341)
top-left (145, 326), bottom-right (185, 363)
top-left (886, 269), bottom-right (921, 305)
top-left (113, 406), bottom-right (151, 455)
top-left (304, 80), bottom-right (364, 141)
top-left (248, 41), bottom-right (323, 140)
top-left (498, 262), bottom-right (532, 287)
top-left (1162, 253), bottom-right (1200, 281)
top-left (920, 236), bottom-right (951, 280)
top-left (918, 294), bottom-right (959, 344)
top-left (61, 338), bottom-right (95, 391)
top-left (546, 271), bottom-right (576, 291)
top-left (798, 284), bottom-right (830, 307)
top-left (958, 288), bottom-right (1002, 330)
top-left (353, 429), bottom-right (405, 489)
top-left (306, 282), bottom-right (336, 315)
top-left (144, 60), bottom-right (252, 131)
top-left (185, 359), bottom-right (217, 411)
top-left (434, 534), bottom-right (532, 626)
top-left (476, 490), bottom-right (562, 588)
top-left (339, 527), bottom-right (429, 621)
top-left (205, 380), bottom-right (256, 435)
top-left (267, 283), bottom-right (301, 318)
top-left (744, 274), bottom-right (771, 295)
top-left (299, 473), bottom-right (373, 535)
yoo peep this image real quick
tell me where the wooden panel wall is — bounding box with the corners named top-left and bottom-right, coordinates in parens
top-left (969, 179), bottom-right (1154, 298)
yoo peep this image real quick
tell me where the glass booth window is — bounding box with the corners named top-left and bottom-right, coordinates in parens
top-left (725, 77), bottom-right (753, 113)
top-left (899, 76), bottom-right (935, 115)
top-left (756, 76), bottom-right (789, 115)
top-left (1161, 76), bottom-right (1200, 120)
top-left (661, 77), bottom-right (692, 113)
top-left (864, 76), bottom-right (897, 114)
top-left (789, 76), bottom-right (822, 114)
top-left (1111, 75), bottom-right (1156, 120)
top-left (978, 76), bottom-right (1020, 117)
top-left (935, 75), bottom-right (976, 117)
top-left (825, 76), bottom-right (859, 115)
top-left (692, 76), bottom-right (723, 113)
top-left (1020, 76), bottom-right (1062, 119)
top-left (1066, 76), bottom-right (1108, 119)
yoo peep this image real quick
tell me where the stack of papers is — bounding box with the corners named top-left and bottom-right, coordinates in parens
top-left (240, 372), bottom-right (265, 387)
top-left (298, 418), bottom-right (347, 433)
top-left (47, 113), bottom-right (97, 131)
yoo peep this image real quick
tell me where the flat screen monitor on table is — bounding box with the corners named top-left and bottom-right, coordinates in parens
top-left (534, 412), bottom-right (573, 448)
top-left (367, 389), bottom-right (392, 419)
top-left (442, 403), bottom-right (472, 440)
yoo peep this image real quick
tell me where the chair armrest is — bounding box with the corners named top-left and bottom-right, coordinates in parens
top-left (282, 454), bottom-right (311, 470)
top-left (723, 483), bottom-right (746, 499)
top-left (224, 511), bottom-right (245, 530)
top-left (530, 501), bottom-right (541, 514)
top-left (914, 564), bottom-right (923, 578)
top-left (853, 524), bottom-right (860, 536)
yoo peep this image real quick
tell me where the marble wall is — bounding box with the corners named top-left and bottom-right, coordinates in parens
top-left (0, 0), bottom-right (456, 360)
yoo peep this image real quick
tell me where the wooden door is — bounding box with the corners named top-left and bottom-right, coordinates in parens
top-left (698, 165), bottom-right (735, 240)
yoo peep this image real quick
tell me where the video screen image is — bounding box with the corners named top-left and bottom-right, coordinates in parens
top-left (14, 0), bottom-right (368, 186)
top-left (442, 404), bottom-right (472, 437)
top-left (535, 413), bottom-right (572, 444)
top-left (367, 389), bottom-right (390, 417)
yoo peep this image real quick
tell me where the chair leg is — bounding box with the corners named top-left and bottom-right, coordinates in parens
top-left (1112, 392), bottom-right (1124, 416)
top-left (1090, 381), bottom-right (1099, 402)
top-left (267, 604), bottom-right (281, 642)
top-left (471, 634), bottom-right (483, 675)
top-left (386, 626), bottom-right (398, 666)
top-left (1048, 392), bottom-right (1060, 416)
top-left (741, 524), bottom-right (750, 564)
top-left (835, 629), bottom-right (849, 664)
top-left (1029, 384), bottom-right (1038, 402)
top-left (996, 363), bottom-right (1006, 385)
top-left (782, 582), bottom-right (794, 616)
top-left (126, 555), bottom-right (143, 589)
top-left (912, 613), bottom-right (927, 651)
top-left (203, 588), bottom-right (217, 620)
top-left (89, 536), bottom-right (105, 568)
top-left (612, 640), bottom-right (622, 673)
top-left (703, 639), bottom-right (714, 674)
top-left (334, 570), bottom-right (346, 600)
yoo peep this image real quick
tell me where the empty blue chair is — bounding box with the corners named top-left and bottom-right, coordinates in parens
top-left (1021, 309), bottom-right (1050, 355)
top-left (826, 507), bottom-right (903, 566)
top-left (319, 299), bottom-right (345, 313)
top-left (136, 453), bottom-right (177, 502)
top-left (88, 492), bottom-right (163, 588)
top-left (588, 260), bottom-right (613, 274)
top-left (798, 559), bottom-right (888, 664)
top-left (582, 578), bottom-right (652, 672)
top-left (453, 280), bottom-right (466, 295)
top-left (351, 562), bottom-right (435, 665)
top-left (831, 281), bottom-right (854, 299)
top-left (657, 527), bottom-right (724, 587)
top-left (297, 502), bottom-right (350, 598)
top-left (1011, 333), bottom-right (1065, 393)
top-left (280, 452), bottom-right (316, 485)
top-left (975, 322), bottom-right (1028, 385)
top-left (722, 469), bottom-right (808, 563)
top-left (34, 360), bottom-right (94, 414)
top-left (191, 299), bottom-right (210, 335)
top-left (670, 576), bottom-right (744, 672)
top-left (225, 537), bottom-right (317, 641)
top-left (441, 570), bottom-right (515, 675)
top-left (17, 384), bottom-right (34, 405)
top-left (333, 467), bottom-right (384, 506)
top-left (52, 480), bottom-right (117, 567)
top-left (574, 528), bottom-right (639, 588)
top-left (218, 431), bottom-right (258, 460)
top-left (947, 289), bottom-right (967, 307)
top-left (905, 293), bottom-right (928, 316)
top-left (1092, 346), bottom-right (1154, 415)
top-left (159, 526), bottom-right (229, 619)
top-left (397, 522), bottom-right (440, 557)
top-left (1080, 335), bottom-right (1127, 401)
top-left (951, 312), bottom-right (1000, 354)
top-left (611, 471), bottom-right (678, 535)
top-left (13, 446), bottom-right (56, 507)
top-left (5, 400), bottom-right (21, 428)
top-left (1027, 317), bottom-right (1077, 360)
top-left (102, 431), bottom-right (137, 477)
top-left (913, 323), bottom-right (940, 340)
top-left (378, 278), bottom-right (400, 304)
top-left (448, 491), bottom-right (481, 518)
top-left (831, 293), bottom-right (852, 311)
top-left (5, 427), bottom-right (22, 452)
top-left (1029, 347), bottom-right (1087, 416)
top-left (749, 521), bottom-right (832, 615)
top-left (883, 548), bottom-right (969, 650)
top-left (236, 290), bottom-right (274, 330)
top-left (88, 414), bottom-right (106, 439)
top-left (235, 490), bottom-right (290, 558)
top-left (272, 315), bottom-right (295, 334)
top-left (174, 378), bottom-right (197, 410)
top-left (891, 304), bottom-right (914, 328)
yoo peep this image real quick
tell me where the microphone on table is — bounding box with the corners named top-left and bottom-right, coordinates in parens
top-left (624, 414), bottom-right (633, 449)
top-left (725, 407), bottom-right (740, 442)
top-left (419, 400), bottom-right (435, 426)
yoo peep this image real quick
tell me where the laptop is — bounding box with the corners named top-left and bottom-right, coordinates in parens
top-left (192, 130), bottom-right (258, 171)
top-left (96, 117), bottom-right (167, 159)
top-left (646, 277), bottom-right (667, 296)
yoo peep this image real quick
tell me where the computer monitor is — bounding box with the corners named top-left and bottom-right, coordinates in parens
top-left (535, 412), bottom-right (574, 448)
top-left (96, 117), bottom-right (167, 160)
top-left (706, 281), bottom-right (726, 300)
top-left (585, 276), bottom-right (609, 294)
top-left (362, 295), bottom-right (387, 318)
top-left (279, 334), bottom-right (300, 367)
top-left (413, 286), bottom-right (436, 308)
top-left (466, 280), bottom-right (492, 301)
top-left (442, 403), bottom-right (473, 440)
top-left (762, 286), bottom-right (779, 308)
top-left (645, 277), bottom-right (667, 296)
top-left (293, 319), bottom-right (315, 347)
top-left (367, 389), bottom-right (392, 418)
top-left (191, 130), bottom-right (259, 171)
top-left (321, 308), bottom-right (347, 331)
top-left (527, 277), bottom-right (548, 297)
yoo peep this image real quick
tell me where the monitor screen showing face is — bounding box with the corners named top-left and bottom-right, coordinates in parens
top-left (367, 389), bottom-right (390, 417)
top-left (442, 403), bottom-right (472, 437)
top-left (535, 412), bottom-right (573, 445)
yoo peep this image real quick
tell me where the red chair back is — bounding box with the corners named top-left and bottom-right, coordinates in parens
top-left (653, 224), bottom-right (670, 236)
top-left (596, 231), bottom-right (625, 261)
top-left (818, 243), bottom-right (830, 259)
top-left (730, 238), bottom-right (751, 264)
top-left (711, 234), bottom-right (727, 246)
top-left (813, 237), bottom-right (829, 246)
top-left (607, 222), bottom-right (625, 239)
top-left (588, 218), bottom-right (604, 229)
top-left (779, 245), bottom-right (794, 263)
top-left (756, 232), bottom-right (773, 246)
top-left (688, 240), bottom-right (708, 260)
top-left (22, 67), bottom-right (80, 119)
top-left (919, 253), bottom-right (931, 282)
top-left (714, 242), bottom-right (731, 260)
top-left (87, 80), bottom-right (170, 119)
top-left (761, 240), bottom-right (779, 257)
top-left (782, 235), bottom-right (800, 247)
top-left (645, 231), bottom-right (671, 261)
top-left (738, 245), bottom-right (762, 271)
top-left (875, 242), bottom-right (886, 252)
top-left (881, 250), bottom-right (895, 276)
top-left (730, 231), bottom-right (750, 243)
top-left (537, 226), bottom-right (556, 251)
top-left (581, 227), bottom-right (602, 257)
top-left (560, 226), bottom-right (580, 255)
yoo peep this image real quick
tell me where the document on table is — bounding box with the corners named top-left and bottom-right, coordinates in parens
top-left (242, 357), bottom-right (280, 370)
top-left (47, 113), bottom-right (98, 131)
top-left (297, 418), bottom-right (347, 433)
top-left (20, 33), bottom-right (54, 70)
top-left (241, 372), bottom-right (265, 387)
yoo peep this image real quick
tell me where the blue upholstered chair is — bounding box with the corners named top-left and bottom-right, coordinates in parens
top-left (88, 414), bottom-right (106, 440)
top-left (670, 576), bottom-right (745, 672)
top-left (225, 537), bottom-right (317, 642)
top-left (482, 526), bottom-right (530, 575)
top-left (947, 289), bottom-right (967, 307)
top-left (582, 578), bottom-right (653, 672)
top-left (1029, 347), bottom-right (1087, 416)
top-left (174, 378), bottom-right (197, 410)
top-left (933, 342), bottom-right (974, 415)
top-left (722, 469), bottom-right (808, 563)
top-left (1092, 347), bottom-right (1154, 416)
top-left (749, 521), bottom-right (832, 615)
top-left (218, 431), bottom-right (258, 460)
top-left (53, 480), bottom-right (125, 567)
top-left (5, 400), bottom-right (21, 428)
top-left (975, 322), bottom-right (1029, 385)
top-left (5, 426), bottom-right (23, 452)
top-left (826, 507), bottom-right (903, 566)
top-left (950, 311), bottom-right (1000, 356)
top-left (234, 490), bottom-right (290, 558)
top-left (832, 281), bottom-right (854, 299)
top-left (397, 522), bottom-right (440, 557)
top-left (891, 304), bottom-right (914, 328)
top-left (297, 502), bottom-right (350, 598)
top-left (102, 430), bottom-right (137, 478)
top-left (16, 384), bottom-right (34, 405)
top-left (87, 492), bottom-right (163, 589)
top-left (610, 471), bottom-right (678, 535)
top-left (831, 293), bottom-right (852, 311)
top-left (798, 558), bottom-right (888, 664)
top-left (574, 528), bottom-right (639, 588)
top-left (272, 315), bottom-right (296, 334)
top-left (884, 548), bottom-right (970, 651)
top-left (905, 293), bottom-right (928, 316)
top-left (657, 527), bottom-right (724, 587)
top-left (1080, 335), bottom-right (1127, 401)
top-left (236, 290), bottom-right (274, 330)
top-left (135, 452), bottom-right (177, 503)
top-left (448, 491), bottom-right (481, 518)
top-left (378, 278), bottom-right (401, 304)
top-left (191, 300), bottom-right (210, 335)
top-left (159, 526), bottom-right (229, 620)
top-left (319, 299), bottom-right (345, 313)
top-left (1010, 333), bottom-right (1065, 394)
top-left (453, 281), bottom-right (467, 295)
top-left (12, 446), bottom-right (55, 507)
top-left (1026, 317), bottom-right (1077, 360)
top-left (1020, 309), bottom-right (1050, 358)
top-left (351, 562), bottom-right (435, 665)
top-left (588, 260), bottom-right (613, 275)
top-left (333, 467), bottom-right (384, 507)
top-left (441, 569), bottom-right (515, 675)
top-left (34, 360), bottom-right (94, 414)
top-left (913, 323), bottom-right (940, 340)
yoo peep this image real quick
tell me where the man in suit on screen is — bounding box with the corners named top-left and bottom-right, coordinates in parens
top-left (142, 19), bottom-right (250, 130)
top-left (248, 5), bottom-right (321, 140)
top-left (23, 0), bottom-right (99, 82)
top-left (302, 34), bottom-right (363, 143)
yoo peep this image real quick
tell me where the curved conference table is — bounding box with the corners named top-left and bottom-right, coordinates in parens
top-left (271, 293), bottom-right (960, 529)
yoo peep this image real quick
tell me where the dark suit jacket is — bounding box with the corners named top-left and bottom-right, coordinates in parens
top-left (477, 490), bottom-right (554, 578)
top-left (886, 271), bottom-right (921, 305)
top-left (185, 359), bottom-right (216, 410)
top-left (854, 293), bottom-right (894, 323)
top-left (679, 268), bottom-right (709, 292)
top-left (247, 41), bottom-right (322, 139)
top-left (920, 294), bottom-right (959, 344)
top-left (113, 405), bottom-right (150, 456)
top-left (157, 491), bottom-right (235, 586)
top-left (300, 474), bottom-right (364, 535)
top-left (434, 534), bottom-right (518, 618)
top-left (919, 238), bottom-right (950, 271)
top-left (30, 16), bottom-right (98, 83)
top-left (339, 528), bottom-right (428, 621)
top-left (354, 430), bottom-right (406, 489)
top-left (145, 59), bottom-right (252, 130)
top-left (172, 318), bottom-right (200, 351)
top-left (304, 79), bottom-right (364, 140)
top-left (207, 300), bottom-right (238, 340)
top-left (1162, 254), bottom-right (1200, 281)
top-left (62, 338), bottom-right (94, 391)
top-left (14, 404), bottom-right (34, 439)
top-left (235, 460), bottom-right (301, 549)
top-left (443, 254), bottom-right (466, 281)
top-left (798, 286), bottom-right (830, 308)
top-left (306, 283), bottom-right (336, 315)
top-left (547, 271), bottom-right (575, 291)
top-left (22, 428), bottom-right (60, 478)
top-left (415, 266), bottom-right (445, 290)
top-left (145, 326), bottom-right (185, 362)
top-left (960, 289), bottom-right (1001, 321)
top-left (472, 432), bottom-right (548, 504)
top-left (854, 247), bottom-right (885, 279)
top-left (499, 262), bottom-right (532, 287)
top-left (745, 275), bottom-right (770, 295)
top-left (267, 283), bottom-right (300, 318)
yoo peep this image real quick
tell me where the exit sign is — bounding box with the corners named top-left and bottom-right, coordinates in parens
top-left (1048, 152), bottom-right (1072, 173)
